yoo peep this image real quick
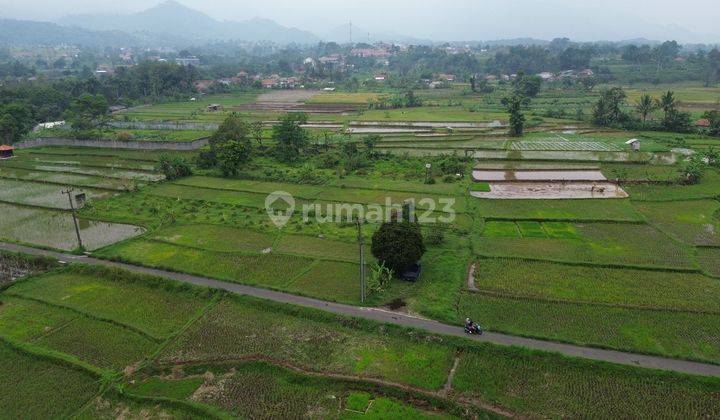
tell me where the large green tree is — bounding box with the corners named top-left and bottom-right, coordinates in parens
top-left (0, 103), bottom-right (33, 144)
top-left (592, 87), bottom-right (628, 127)
top-left (371, 210), bottom-right (426, 275)
top-left (210, 114), bottom-right (252, 176)
top-left (273, 113), bottom-right (309, 163)
top-left (65, 93), bottom-right (109, 131)
top-left (502, 94), bottom-right (529, 137)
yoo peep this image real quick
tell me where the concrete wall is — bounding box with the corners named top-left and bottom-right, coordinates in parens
top-left (14, 137), bottom-right (209, 151)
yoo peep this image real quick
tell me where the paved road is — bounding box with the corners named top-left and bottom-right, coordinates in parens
top-left (2, 241), bottom-right (720, 378)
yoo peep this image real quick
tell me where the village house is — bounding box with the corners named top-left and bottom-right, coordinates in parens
top-left (537, 72), bottom-right (555, 81)
top-left (0, 145), bottom-right (15, 159)
top-left (437, 73), bottom-right (456, 82)
top-left (176, 56), bottom-right (200, 66)
top-left (696, 118), bottom-right (711, 128)
top-left (626, 138), bottom-right (641, 151)
top-left (193, 80), bottom-right (214, 92)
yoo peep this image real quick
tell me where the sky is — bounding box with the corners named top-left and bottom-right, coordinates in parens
top-left (1, 0), bottom-right (719, 43)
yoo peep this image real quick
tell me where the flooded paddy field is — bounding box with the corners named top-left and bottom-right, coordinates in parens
top-left (472, 170), bottom-right (607, 182)
top-left (0, 178), bottom-right (115, 209)
top-left (0, 203), bottom-right (144, 251)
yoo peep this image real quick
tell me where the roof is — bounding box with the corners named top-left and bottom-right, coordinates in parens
top-left (0, 145), bottom-right (14, 151)
top-left (696, 119), bottom-right (711, 127)
top-left (625, 139), bottom-right (640, 145)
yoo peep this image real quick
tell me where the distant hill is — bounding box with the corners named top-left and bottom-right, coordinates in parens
top-left (0, 19), bottom-right (138, 47)
top-left (58, 0), bottom-right (319, 44)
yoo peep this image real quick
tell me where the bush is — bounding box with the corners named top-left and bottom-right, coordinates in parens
top-left (425, 226), bottom-right (445, 245)
top-left (367, 263), bottom-right (393, 295)
top-left (156, 154), bottom-right (193, 181)
top-left (371, 218), bottom-right (426, 275)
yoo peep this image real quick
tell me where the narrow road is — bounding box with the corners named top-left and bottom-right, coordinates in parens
top-left (2, 241), bottom-right (719, 378)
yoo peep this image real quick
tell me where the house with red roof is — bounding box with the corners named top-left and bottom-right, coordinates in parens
top-left (0, 145), bottom-right (15, 159)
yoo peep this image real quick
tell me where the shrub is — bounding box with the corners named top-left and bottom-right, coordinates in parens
top-left (371, 218), bottom-right (426, 275)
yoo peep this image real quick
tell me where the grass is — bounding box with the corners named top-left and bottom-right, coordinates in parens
top-left (474, 222), bottom-right (695, 269)
top-left (0, 296), bottom-right (76, 341)
top-left (633, 199), bottom-right (720, 246)
top-left (471, 258), bottom-right (720, 313)
top-left (0, 342), bottom-right (100, 418)
top-left (97, 239), bottom-right (316, 289)
top-left (286, 261), bottom-right (361, 303)
top-left (149, 224), bottom-right (276, 253)
top-left (453, 346), bottom-right (720, 418)
top-left (75, 392), bottom-right (206, 419)
top-left (6, 268), bottom-right (208, 339)
top-left (626, 169), bottom-right (720, 201)
top-left (160, 298), bottom-right (456, 390)
top-left (459, 293), bottom-right (720, 363)
top-left (276, 234), bottom-right (363, 263)
top-left (698, 247), bottom-right (720, 277)
top-left (34, 314), bottom-right (159, 370)
top-left (130, 377), bottom-right (205, 400)
top-left (472, 198), bottom-right (644, 222)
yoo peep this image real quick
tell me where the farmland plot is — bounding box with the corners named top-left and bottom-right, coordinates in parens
top-left (7, 270), bottom-right (207, 339)
top-left (0, 203), bottom-right (144, 251)
top-left (459, 293), bottom-right (720, 363)
top-left (473, 222), bottom-right (695, 269)
top-left (508, 139), bottom-right (622, 152)
top-left (634, 200), bottom-right (720, 246)
top-left (0, 344), bottom-right (100, 419)
top-left (0, 178), bottom-right (114, 209)
top-left (160, 298), bottom-right (456, 390)
top-left (471, 258), bottom-right (720, 313)
top-left (0, 166), bottom-right (133, 190)
top-left (453, 347), bottom-right (720, 419)
top-left (471, 198), bottom-right (643, 221)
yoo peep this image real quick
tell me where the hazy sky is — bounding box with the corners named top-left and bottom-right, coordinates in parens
top-left (2, 0), bottom-right (719, 43)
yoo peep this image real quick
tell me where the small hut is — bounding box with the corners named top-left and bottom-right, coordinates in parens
top-left (0, 145), bottom-right (14, 159)
top-left (625, 139), bottom-right (641, 152)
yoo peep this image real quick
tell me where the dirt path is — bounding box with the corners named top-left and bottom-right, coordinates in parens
top-left (2, 241), bottom-right (720, 378)
top-left (466, 263), bottom-right (479, 292)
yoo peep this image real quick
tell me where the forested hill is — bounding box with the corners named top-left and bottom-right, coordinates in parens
top-left (0, 19), bottom-right (138, 47)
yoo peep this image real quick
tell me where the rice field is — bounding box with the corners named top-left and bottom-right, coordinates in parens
top-left (633, 200), bottom-right (720, 246)
top-left (0, 178), bottom-right (114, 209)
top-left (508, 140), bottom-right (622, 152)
top-left (473, 222), bottom-right (695, 269)
top-left (0, 343), bottom-right (100, 419)
top-left (0, 203), bottom-right (144, 251)
top-left (7, 269), bottom-right (208, 339)
top-left (459, 293), bottom-right (720, 363)
top-left (472, 198), bottom-right (644, 221)
top-left (471, 258), bottom-right (719, 313)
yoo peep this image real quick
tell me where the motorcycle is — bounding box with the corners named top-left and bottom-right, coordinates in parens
top-left (464, 323), bottom-right (483, 335)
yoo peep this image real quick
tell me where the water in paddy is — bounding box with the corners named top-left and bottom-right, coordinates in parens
top-left (0, 203), bottom-right (144, 251)
top-left (470, 182), bottom-right (628, 200)
top-left (472, 170), bottom-right (607, 182)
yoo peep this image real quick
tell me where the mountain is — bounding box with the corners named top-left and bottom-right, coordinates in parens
top-left (58, 0), bottom-right (319, 44)
top-left (0, 19), bottom-right (139, 47)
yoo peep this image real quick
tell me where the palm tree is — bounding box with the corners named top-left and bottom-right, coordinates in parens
top-left (635, 94), bottom-right (656, 123)
top-left (657, 91), bottom-right (677, 120)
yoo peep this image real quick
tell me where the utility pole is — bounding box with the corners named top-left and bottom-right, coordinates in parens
top-left (356, 217), bottom-right (366, 304)
top-left (62, 188), bottom-right (83, 250)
